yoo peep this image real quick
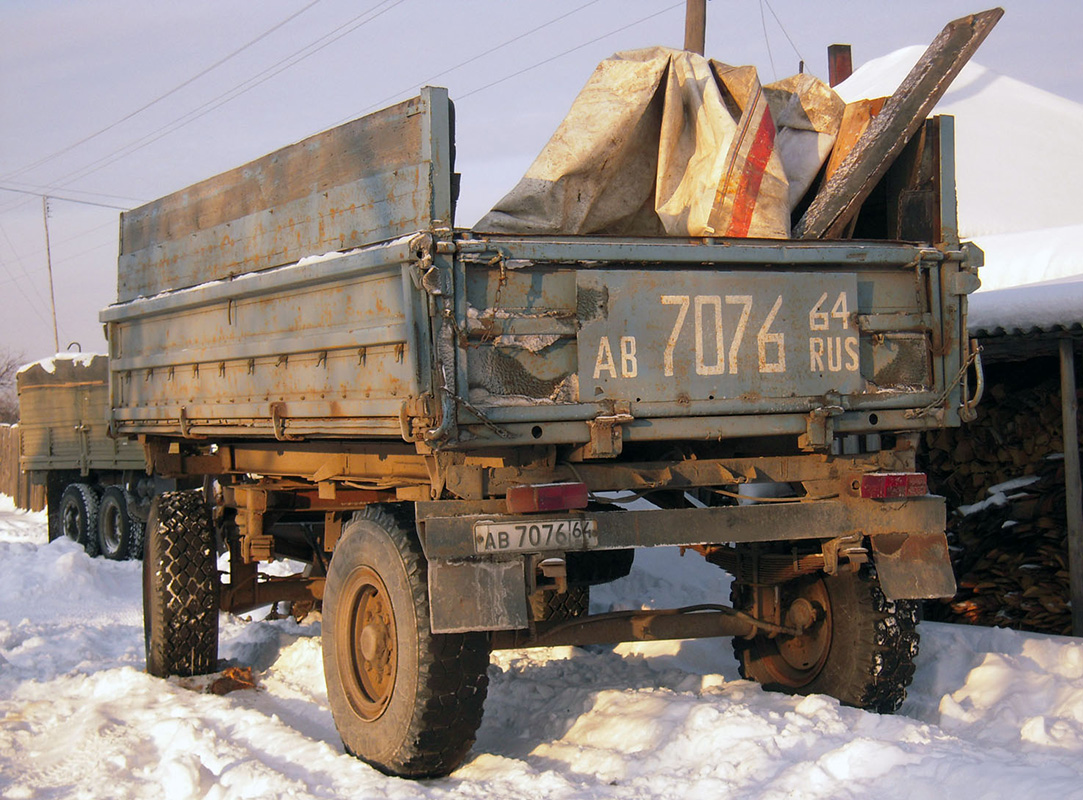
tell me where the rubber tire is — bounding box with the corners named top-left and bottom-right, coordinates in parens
top-left (322, 505), bottom-right (490, 778)
top-left (732, 565), bottom-right (920, 713)
top-left (97, 487), bottom-right (143, 561)
top-left (59, 483), bottom-right (100, 557)
top-left (143, 491), bottom-right (219, 678)
top-left (530, 585), bottom-right (589, 622)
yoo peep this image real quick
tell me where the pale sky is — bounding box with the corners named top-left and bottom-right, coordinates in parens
top-left (1, 0), bottom-right (1079, 362)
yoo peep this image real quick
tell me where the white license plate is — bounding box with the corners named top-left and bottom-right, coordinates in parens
top-left (473, 518), bottom-right (598, 554)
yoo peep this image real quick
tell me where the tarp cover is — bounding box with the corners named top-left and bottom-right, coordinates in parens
top-left (477, 47), bottom-right (844, 238)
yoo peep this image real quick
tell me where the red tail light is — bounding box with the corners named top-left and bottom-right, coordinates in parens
top-left (860, 472), bottom-right (928, 499)
top-left (506, 482), bottom-right (589, 513)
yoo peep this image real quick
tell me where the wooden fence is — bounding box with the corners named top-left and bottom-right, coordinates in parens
top-left (0, 424), bottom-right (45, 511)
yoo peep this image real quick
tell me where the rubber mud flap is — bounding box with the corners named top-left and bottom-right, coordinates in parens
top-left (869, 531), bottom-right (956, 600)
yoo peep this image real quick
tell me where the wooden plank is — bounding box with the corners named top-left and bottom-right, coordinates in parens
top-left (120, 96), bottom-right (423, 253)
top-left (823, 97), bottom-right (885, 184)
top-left (1059, 339), bottom-right (1083, 636)
top-left (117, 88), bottom-right (453, 302)
top-left (118, 165), bottom-right (427, 301)
top-left (794, 8), bottom-right (1003, 239)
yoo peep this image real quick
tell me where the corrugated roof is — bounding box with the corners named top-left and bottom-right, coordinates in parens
top-left (969, 274), bottom-right (1083, 338)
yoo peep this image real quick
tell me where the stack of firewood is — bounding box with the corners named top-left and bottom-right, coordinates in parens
top-left (919, 374), bottom-right (1078, 635)
top-left (921, 376), bottom-right (1067, 508)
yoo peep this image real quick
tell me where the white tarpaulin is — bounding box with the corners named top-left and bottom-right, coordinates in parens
top-left (477, 47), bottom-right (844, 238)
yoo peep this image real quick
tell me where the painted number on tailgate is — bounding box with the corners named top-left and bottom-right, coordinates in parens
top-left (578, 271), bottom-right (861, 401)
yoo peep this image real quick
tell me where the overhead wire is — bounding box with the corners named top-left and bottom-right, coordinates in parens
top-left (337, 0), bottom-right (608, 124)
top-left (22, 0), bottom-right (408, 195)
top-left (759, 0), bottom-right (778, 80)
top-left (0, 221), bottom-right (55, 327)
top-left (0, 185), bottom-right (131, 211)
top-left (0, 0), bottom-right (326, 184)
top-left (458, 1), bottom-right (686, 100)
top-left (761, 0), bottom-right (806, 71)
top-left (0, 181), bottom-right (141, 206)
top-left (2, 0), bottom-right (686, 308)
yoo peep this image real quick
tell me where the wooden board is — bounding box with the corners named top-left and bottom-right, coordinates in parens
top-left (117, 88), bottom-right (453, 302)
top-left (794, 8), bottom-right (1002, 239)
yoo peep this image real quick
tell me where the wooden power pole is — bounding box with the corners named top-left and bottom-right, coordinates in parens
top-left (42, 196), bottom-right (59, 353)
top-left (685, 0), bottom-right (706, 55)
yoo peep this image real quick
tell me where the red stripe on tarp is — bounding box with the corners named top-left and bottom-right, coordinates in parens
top-left (725, 104), bottom-right (776, 237)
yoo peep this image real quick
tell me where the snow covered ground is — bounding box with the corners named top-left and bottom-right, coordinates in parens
top-left (3, 495), bottom-right (1083, 799)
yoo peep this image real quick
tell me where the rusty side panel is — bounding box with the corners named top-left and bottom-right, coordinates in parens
top-left (105, 242), bottom-right (429, 441)
top-left (17, 356), bottom-right (144, 474)
top-left (117, 88), bottom-right (453, 303)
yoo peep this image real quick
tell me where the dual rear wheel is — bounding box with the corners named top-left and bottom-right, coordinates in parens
top-left (56, 482), bottom-right (144, 560)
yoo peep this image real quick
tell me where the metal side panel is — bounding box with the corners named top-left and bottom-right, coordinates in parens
top-left (16, 355), bottom-right (146, 472)
top-left (117, 87), bottom-right (454, 302)
top-left (104, 239), bottom-right (431, 441)
top-left (451, 236), bottom-right (964, 447)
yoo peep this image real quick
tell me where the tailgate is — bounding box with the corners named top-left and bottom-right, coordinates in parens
top-left (451, 235), bottom-right (975, 449)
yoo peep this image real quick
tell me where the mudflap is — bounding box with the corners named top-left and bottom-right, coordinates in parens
top-left (869, 531), bottom-right (957, 600)
top-left (427, 557), bottom-right (529, 633)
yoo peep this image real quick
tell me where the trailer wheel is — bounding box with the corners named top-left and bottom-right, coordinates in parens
top-left (59, 483), bottom-right (100, 557)
top-left (530, 585), bottom-right (589, 622)
top-left (731, 564), bottom-right (919, 713)
top-left (97, 487), bottom-right (143, 561)
top-left (143, 491), bottom-right (219, 678)
top-left (322, 505), bottom-right (490, 778)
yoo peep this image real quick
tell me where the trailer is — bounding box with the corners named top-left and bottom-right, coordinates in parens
top-left (100, 76), bottom-right (982, 777)
top-left (17, 354), bottom-right (149, 559)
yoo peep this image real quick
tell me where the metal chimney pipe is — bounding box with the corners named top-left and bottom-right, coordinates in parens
top-left (828, 44), bottom-right (853, 86)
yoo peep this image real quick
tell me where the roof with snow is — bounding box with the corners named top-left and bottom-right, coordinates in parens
top-left (838, 47), bottom-right (1083, 340)
top-left (969, 273), bottom-right (1083, 338)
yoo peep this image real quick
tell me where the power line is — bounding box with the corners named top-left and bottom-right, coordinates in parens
top-left (340, 0), bottom-right (607, 124)
top-left (759, 0), bottom-right (778, 80)
top-left (0, 222), bottom-right (54, 329)
top-left (23, 0), bottom-right (408, 195)
top-left (0, 0), bottom-right (325, 183)
top-left (0, 185), bottom-right (131, 211)
top-left (0, 180), bottom-right (141, 205)
top-left (761, 0), bottom-right (806, 69)
top-left (458, 1), bottom-right (686, 100)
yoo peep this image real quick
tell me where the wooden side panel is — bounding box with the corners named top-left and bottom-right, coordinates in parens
top-left (118, 89), bottom-right (453, 302)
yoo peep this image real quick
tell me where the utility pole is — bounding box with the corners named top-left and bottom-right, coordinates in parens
top-left (684, 0), bottom-right (706, 55)
top-left (42, 196), bottom-right (59, 353)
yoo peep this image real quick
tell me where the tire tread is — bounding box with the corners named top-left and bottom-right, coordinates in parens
top-left (144, 491), bottom-right (218, 678)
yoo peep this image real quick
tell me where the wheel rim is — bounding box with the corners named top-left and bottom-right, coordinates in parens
top-left (338, 565), bottom-right (397, 720)
top-left (61, 501), bottom-right (81, 541)
top-left (757, 577), bottom-right (832, 689)
top-left (101, 501), bottom-right (122, 554)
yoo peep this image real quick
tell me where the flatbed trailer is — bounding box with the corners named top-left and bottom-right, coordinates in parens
top-left (102, 85), bottom-right (981, 778)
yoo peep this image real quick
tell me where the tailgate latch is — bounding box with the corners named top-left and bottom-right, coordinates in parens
top-left (582, 403), bottom-right (633, 459)
top-left (800, 394), bottom-right (844, 451)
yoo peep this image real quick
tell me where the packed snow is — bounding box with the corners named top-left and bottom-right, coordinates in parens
top-left (3, 495), bottom-right (1083, 799)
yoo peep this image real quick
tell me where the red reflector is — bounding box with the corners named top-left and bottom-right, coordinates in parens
top-left (506, 482), bottom-right (589, 513)
top-left (860, 473), bottom-right (928, 499)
